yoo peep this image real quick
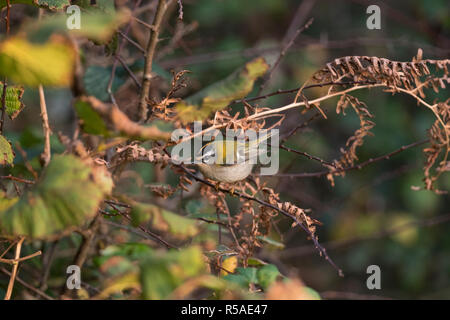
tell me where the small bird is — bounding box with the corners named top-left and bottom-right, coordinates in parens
top-left (195, 133), bottom-right (271, 183)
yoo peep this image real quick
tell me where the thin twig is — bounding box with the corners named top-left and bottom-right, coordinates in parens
top-left (0, 250), bottom-right (42, 265)
top-left (39, 240), bottom-right (58, 291)
top-left (117, 30), bottom-right (146, 53)
top-left (115, 54), bottom-right (142, 89)
top-left (0, 240), bottom-right (18, 259)
top-left (258, 17), bottom-right (314, 94)
top-left (275, 139), bottom-right (429, 178)
top-left (0, 267), bottom-right (54, 300)
top-left (278, 144), bottom-right (336, 168)
top-left (234, 81), bottom-right (376, 106)
top-left (138, 0), bottom-right (172, 121)
top-left (0, 175), bottom-right (35, 185)
top-left (4, 236), bottom-right (25, 300)
top-left (38, 85), bottom-right (51, 167)
top-left (105, 202), bottom-right (178, 249)
top-left (60, 214), bottom-right (101, 298)
top-left (177, 164), bottom-right (343, 276)
top-left (282, 212), bottom-right (450, 258)
top-left (108, 0), bottom-right (143, 105)
top-left (14, 142), bottom-right (38, 179)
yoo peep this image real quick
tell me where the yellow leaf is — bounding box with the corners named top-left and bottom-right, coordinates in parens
top-left (175, 57), bottom-right (269, 123)
top-left (220, 256), bottom-right (238, 276)
top-left (0, 36), bottom-right (75, 87)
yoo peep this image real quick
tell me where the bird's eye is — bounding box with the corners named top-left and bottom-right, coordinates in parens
top-left (202, 149), bottom-right (215, 164)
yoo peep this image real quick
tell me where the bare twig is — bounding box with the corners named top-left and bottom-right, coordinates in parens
top-left (0, 175), bottom-right (35, 185)
top-left (118, 30), bottom-right (146, 53)
top-left (0, 250), bottom-right (42, 265)
top-left (282, 212), bottom-right (450, 258)
top-left (38, 85), bottom-right (51, 167)
top-left (61, 214), bottom-right (101, 298)
top-left (278, 144), bottom-right (336, 168)
top-left (105, 202), bottom-right (178, 249)
top-left (177, 164), bottom-right (343, 276)
top-left (258, 17), bottom-right (314, 94)
top-left (275, 139), bottom-right (429, 178)
top-left (0, 267), bottom-right (54, 300)
top-left (4, 236), bottom-right (25, 300)
top-left (115, 54), bottom-right (142, 89)
top-left (108, 0), bottom-right (143, 105)
top-left (138, 0), bottom-right (172, 121)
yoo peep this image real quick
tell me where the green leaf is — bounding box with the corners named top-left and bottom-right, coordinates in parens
top-left (73, 0), bottom-right (115, 14)
top-left (224, 267), bottom-right (258, 288)
top-left (130, 202), bottom-right (199, 238)
top-left (0, 191), bottom-right (18, 211)
top-left (0, 154), bottom-right (113, 239)
top-left (25, 7), bottom-right (130, 43)
top-left (73, 96), bottom-right (172, 141)
top-left (175, 57), bottom-right (269, 123)
top-left (140, 246), bottom-right (205, 299)
top-left (257, 264), bottom-right (281, 290)
top-left (0, 135), bottom-right (14, 166)
top-left (100, 243), bottom-right (153, 261)
top-left (83, 65), bottom-right (126, 102)
top-left (0, 82), bottom-right (25, 119)
top-left (74, 100), bottom-right (111, 136)
top-left (0, 36), bottom-right (75, 87)
top-left (0, 0), bottom-right (70, 10)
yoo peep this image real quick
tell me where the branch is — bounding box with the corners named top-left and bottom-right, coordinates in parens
top-left (103, 202), bottom-right (178, 249)
top-left (80, 96), bottom-right (171, 141)
top-left (275, 139), bottom-right (429, 178)
top-left (177, 164), bottom-right (343, 276)
top-left (282, 212), bottom-right (450, 258)
top-left (0, 175), bottom-right (35, 185)
top-left (0, 250), bottom-right (42, 265)
top-left (107, 0), bottom-right (143, 105)
top-left (38, 85), bottom-right (51, 167)
top-left (138, 0), bottom-right (172, 121)
top-left (0, 267), bottom-right (54, 300)
top-left (4, 236), bottom-right (25, 300)
top-left (258, 17), bottom-right (314, 94)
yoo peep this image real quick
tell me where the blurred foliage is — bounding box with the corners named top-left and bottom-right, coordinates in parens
top-left (0, 0), bottom-right (448, 301)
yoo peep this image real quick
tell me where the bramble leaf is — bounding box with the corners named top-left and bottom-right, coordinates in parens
top-left (0, 0), bottom-right (70, 10)
top-left (0, 155), bottom-right (113, 239)
top-left (25, 6), bottom-right (130, 43)
top-left (74, 100), bottom-right (112, 137)
top-left (83, 65), bottom-right (127, 102)
top-left (130, 202), bottom-right (199, 238)
top-left (0, 36), bottom-right (75, 87)
top-left (257, 264), bottom-right (281, 290)
top-left (0, 82), bottom-right (25, 119)
top-left (140, 246), bottom-right (205, 299)
top-left (0, 135), bottom-right (14, 166)
top-left (175, 57), bottom-right (269, 123)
